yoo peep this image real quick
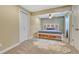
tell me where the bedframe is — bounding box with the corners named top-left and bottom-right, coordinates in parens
top-left (33, 24), bottom-right (64, 41)
top-left (33, 31), bottom-right (63, 41)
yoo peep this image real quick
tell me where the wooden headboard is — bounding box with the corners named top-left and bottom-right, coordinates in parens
top-left (44, 24), bottom-right (59, 30)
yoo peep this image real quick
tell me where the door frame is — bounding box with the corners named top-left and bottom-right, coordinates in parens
top-left (19, 8), bottom-right (30, 43)
top-left (69, 13), bottom-right (72, 44)
top-left (64, 12), bottom-right (72, 43)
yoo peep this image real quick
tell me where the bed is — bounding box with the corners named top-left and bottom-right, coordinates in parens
top-left (33, 24), bottom-right (64, 41)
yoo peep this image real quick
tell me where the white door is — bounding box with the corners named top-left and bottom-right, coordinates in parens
top-left (71, 6), bottom-right (79, 50)
top-left (20, 11), bottom-right (28, 42)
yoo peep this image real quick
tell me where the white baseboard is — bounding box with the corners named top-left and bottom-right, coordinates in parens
top-left (0, 41), bottom-right (22, 54)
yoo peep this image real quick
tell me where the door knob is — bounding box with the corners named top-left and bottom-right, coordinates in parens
top-left (71, 39), bottom-right (74, 41)
top-left (75, 28), bottom-right (79, 31)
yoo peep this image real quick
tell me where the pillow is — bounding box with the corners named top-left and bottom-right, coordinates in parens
top-left (47, 28), bottom-right (55, 30)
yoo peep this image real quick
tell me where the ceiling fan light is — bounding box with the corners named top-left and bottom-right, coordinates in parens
top-left (49, 14), bottom-right (52, 19)
top-left (49, 16), bottom-right (52, 19)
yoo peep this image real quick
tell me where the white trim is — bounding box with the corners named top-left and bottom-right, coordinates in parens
top-left (19, 8), bottom-right (22, 42)
top-left (0, 39), bottom-right (27, 54)
top-left (0, 42), bottom-right (22, 54)
top-left (20, 8), bottom-right (30, 15)
top-left (19, 8), bottom-right (30, 42)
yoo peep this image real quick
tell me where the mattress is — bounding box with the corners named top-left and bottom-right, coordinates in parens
top-left (38, 30), bottom-right (63, 34)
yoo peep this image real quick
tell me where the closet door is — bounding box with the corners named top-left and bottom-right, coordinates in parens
top-left (20, 11), bottom-right (28, 42)
top-left (71, 6), bottom-right (79, 50)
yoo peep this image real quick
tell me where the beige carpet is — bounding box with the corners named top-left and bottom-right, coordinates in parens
top-left (5, 39), bottom-right (78, 54)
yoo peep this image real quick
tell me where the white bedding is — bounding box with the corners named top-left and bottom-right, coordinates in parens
top-left (39, 30), bottom-right (62, 32)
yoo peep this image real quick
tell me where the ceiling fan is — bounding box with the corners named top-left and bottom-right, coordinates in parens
top-left (49, 14), bottom-right (52, 19)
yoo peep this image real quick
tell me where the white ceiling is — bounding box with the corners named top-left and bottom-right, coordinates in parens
top-left (38, 11), bottom-right (70, 18)
top-left (20, 5), bottom-right (65, 12)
